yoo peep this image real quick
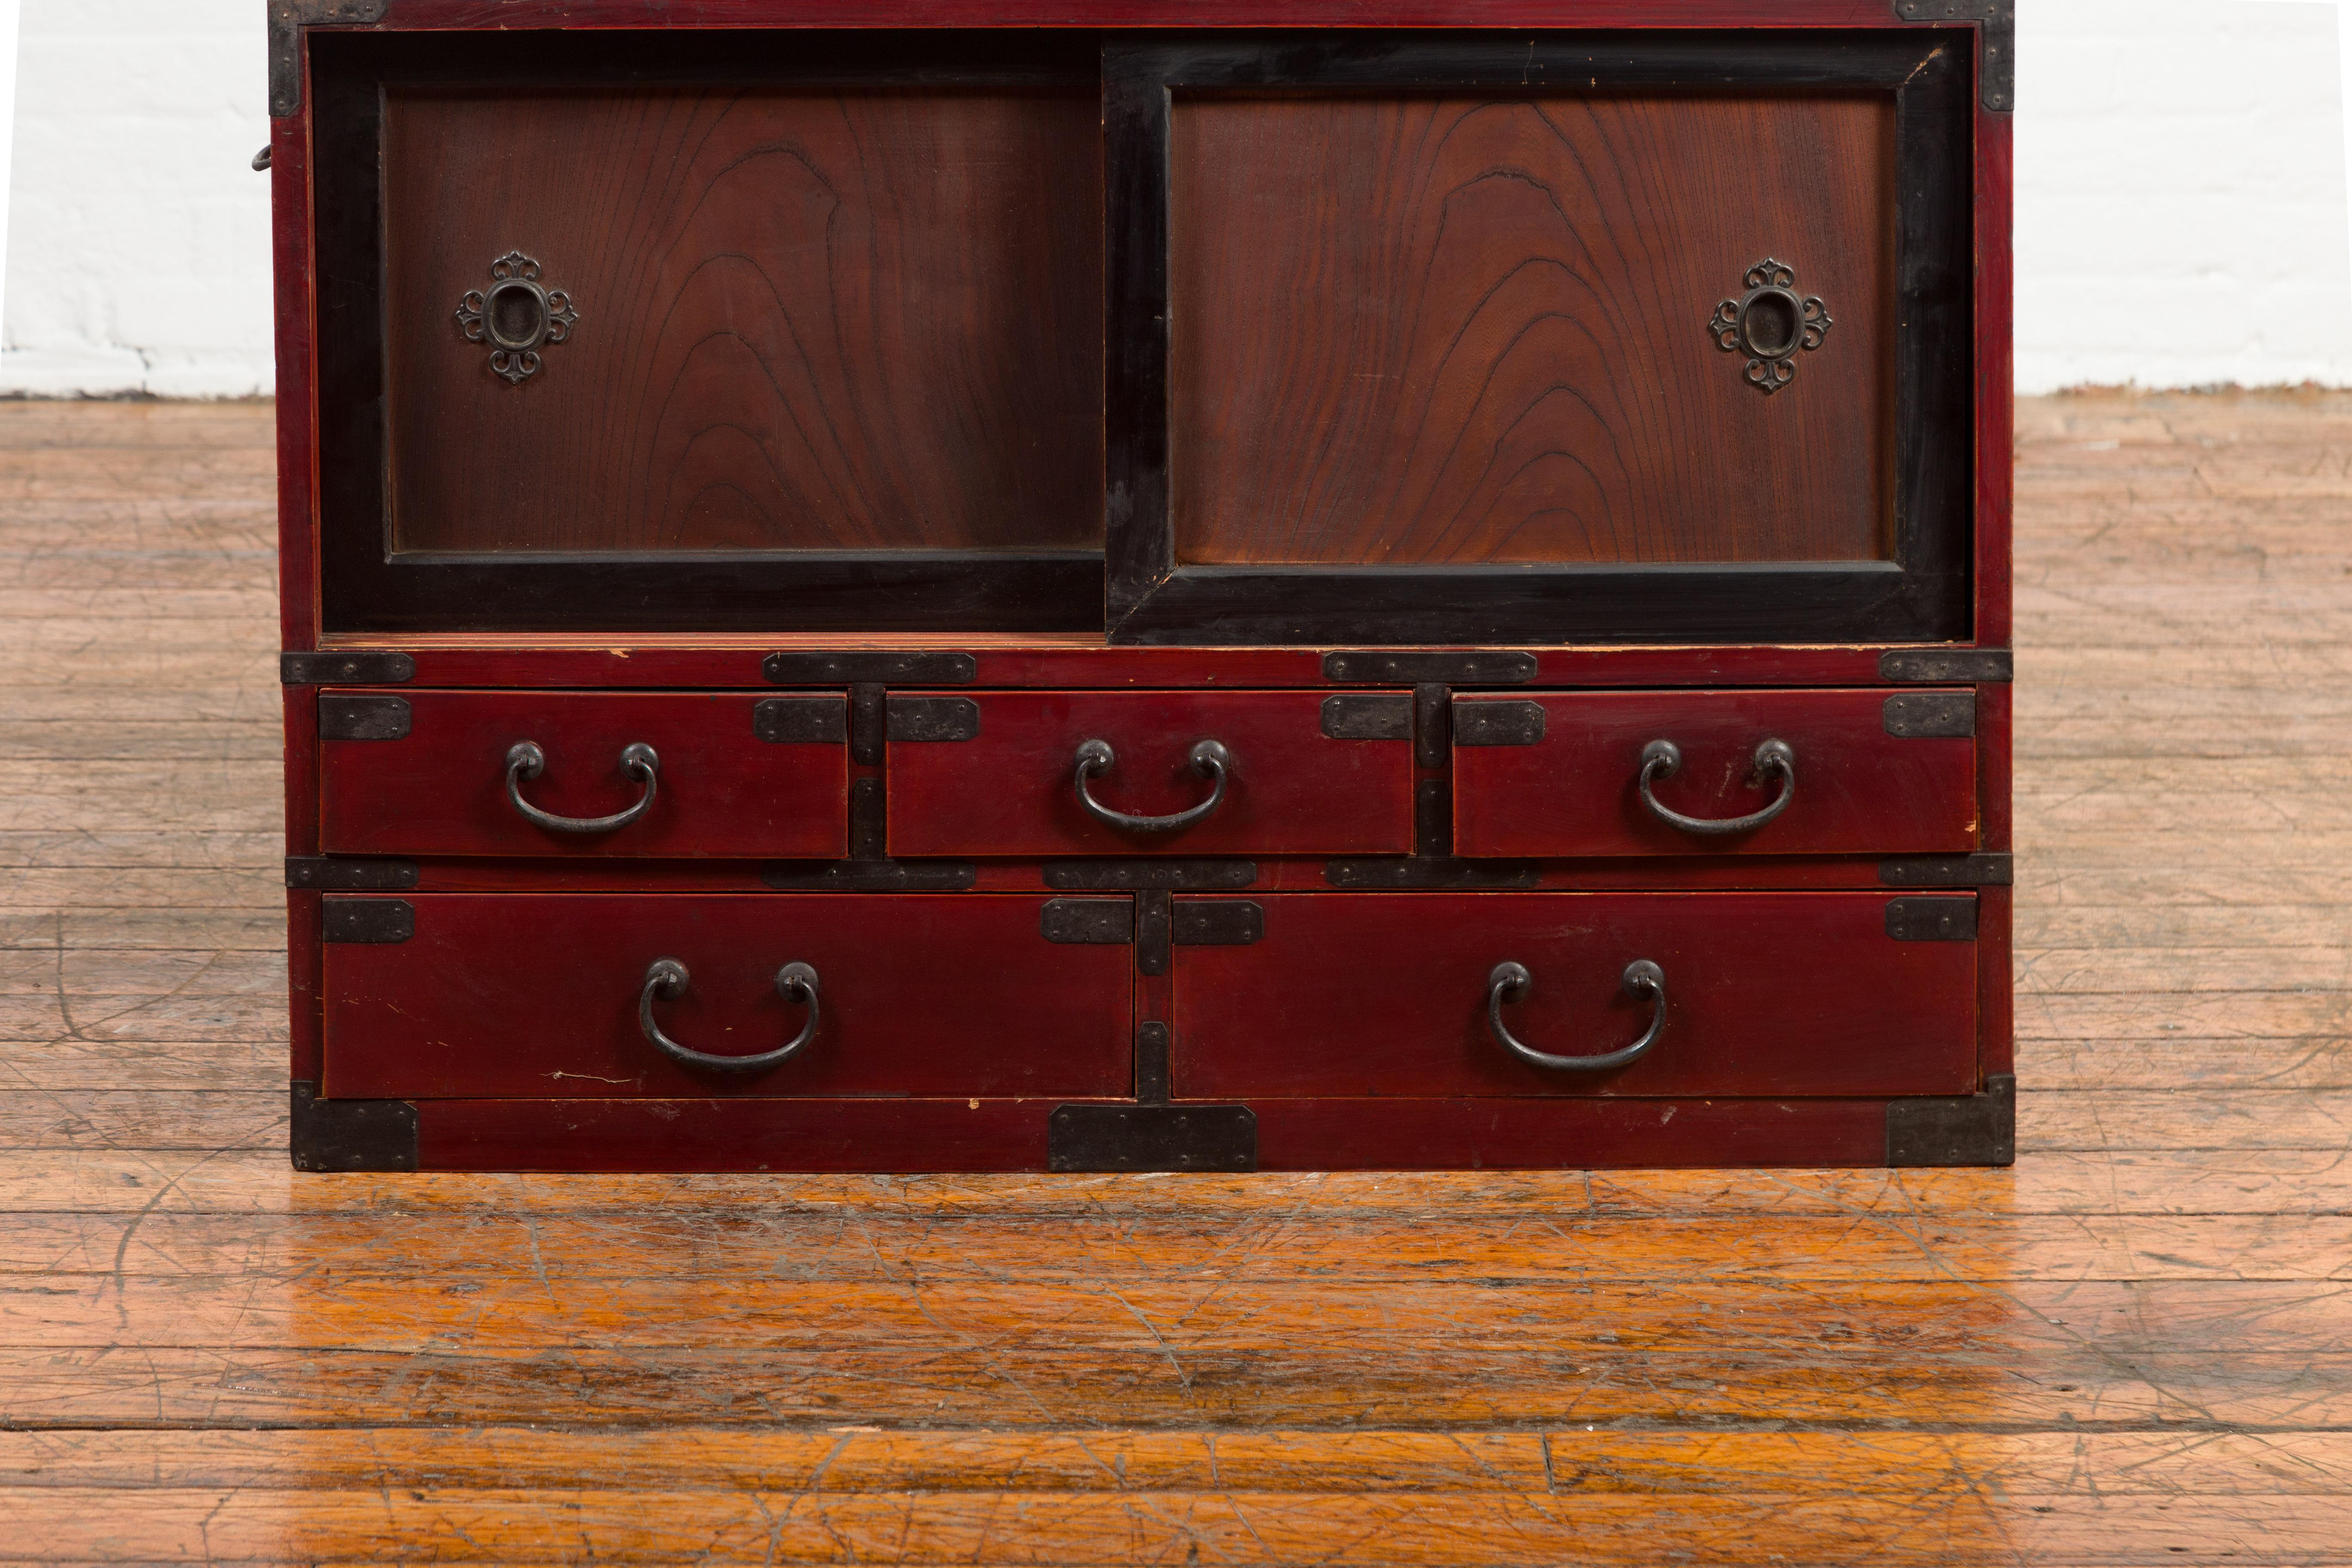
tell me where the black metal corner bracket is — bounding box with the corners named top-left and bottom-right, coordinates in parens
top-left (318, 694), bottom-right (411, 741)
top-left (290, 1081), bottom-right (418, 1173)
top-left (1320, 694), bottom-right (1414, 741)
top-left (321, 897), bottom-right (414, 944)
top-left (1885, 895), bottom-right (1978, 942)
top-left (1049, 1103), bottom-right (1257, 1173)
top-left (764, 652), bottom-right (975, 685)
top-left (1882, 691), bottom-right (1975, 739)
top-left (1324, 652), bottom-right (1536, 685)
top-left (1136, 890), bottom-right (1173, 976)
top-left (268, 0), bottom-right (389, 118)
top-left (1042, 861), bottom-right (1257, 891)
top-left (1879, 648), bottom-right (2012, 684)
top-left (1892, 0), bottom-right (2013, 113)
top-left (753, 697), bottom-right (850, 745)
top-left (1172, 900), bottom-right (1263, 946)
top-left (1324, 858), bottom-right (1540, 890)
top-left (762, 861), bottom-right (977, 892)
top-left (1886, 1074), bottom-right (2015, 1166)
top-left (1879, 852), bottom-right (2011, 888)
top-left (1041, 897), bottom-right (1137, 945)
top-left (1452, 700), bottom-right (1546, 747)
top-left (282, 651), bottom-right (415, 686)
top-left (286, 856), bottom-right (417, 891)
top-left (885, 696), bottom-right (981, 743)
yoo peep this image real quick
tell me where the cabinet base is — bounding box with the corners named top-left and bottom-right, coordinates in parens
top-left (289, 1090), bottom-right (2019, 1173)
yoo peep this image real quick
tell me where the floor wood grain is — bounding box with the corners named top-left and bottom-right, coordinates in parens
top-left (1, 392), bottom-right (2349, 1562)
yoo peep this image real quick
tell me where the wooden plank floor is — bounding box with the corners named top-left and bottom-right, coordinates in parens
top-left (2, 393), bottom-right (2349, 1563)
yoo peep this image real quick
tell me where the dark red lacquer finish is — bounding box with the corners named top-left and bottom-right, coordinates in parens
top-left (1170, 893), bottom-right (1977, 1099)
top-left (886, 691), bottom-right (1416, 858)
top-left (323, 894), bottom-right (1133, 1099)
top-left (319, 690), bottom-right (848, 859)
top-left (1251, 1096), bottom-right (1893, 1171)
top-left (1452, 689), bottom-right (1978, 858)
top-left (274, 0), bottom-right (2015, 1173)
top-left (407, 1093), bottom-right (1899, 1172)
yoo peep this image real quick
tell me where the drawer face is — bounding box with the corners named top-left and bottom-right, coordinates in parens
top-left (318, 691), bottom-right (848, 859)
top-left (1171, 893), bottom-right (1977, 1099)
top-left (323, 894), bottom-right (1132, 1099)
top-left (1452, 689), bottom-right (1977, 858)
top-left (886, 690), bottom-right (1416, 857)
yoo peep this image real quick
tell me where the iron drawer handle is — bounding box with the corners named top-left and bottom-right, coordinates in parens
top-left (1487, 959), bottom-right (1668, 1072)
top-left (505, 740), bottom-right (659, 833)
top-left (1073, 738), bottom-right (1233, 833)
top-left (639, 959), bottom-right (820, 1074)
top-left (1638, 738), bottom-right (1795, 836)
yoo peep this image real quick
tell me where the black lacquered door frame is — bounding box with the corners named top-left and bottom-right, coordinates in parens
top-left (309, 30), bottom-right (1105, 637)
top-left (1102, 31), bottom-right (1977, 647)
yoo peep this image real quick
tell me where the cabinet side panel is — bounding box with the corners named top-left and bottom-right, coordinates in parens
top-left (1977, 682), bottom-right (2013, 1079)
top-left (289, 891), bottom-right (323, 1086)
top-left (270, 109), bottom-right (318, 649)
top-left (1973, 105), bottom-right (2013, 646)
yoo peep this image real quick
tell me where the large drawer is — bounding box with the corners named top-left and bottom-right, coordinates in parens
top-left (1452, 689), bottom-right (1978, 858)
top-left (1170, 892), bottom-right (1978, 1098)
top-left (321, 894), bottom-right (1133, 1099)
top-left (318, 690), bottom-right (849, 858)
top-left (885, 690), bottom-right (1416, 857)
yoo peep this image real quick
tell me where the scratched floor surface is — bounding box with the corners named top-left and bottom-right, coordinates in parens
top-left (1, 394), bottom-right (2350, 1563)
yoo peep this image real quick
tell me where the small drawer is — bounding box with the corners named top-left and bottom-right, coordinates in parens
top-left (1452, 689), bottom-right (1978, 858)
top-left (885, 690), bottom-right (1416, 857)
top-left (322, 893), bottom-right (1134, 1099)
top-left (1171, 892), bottom-right (1977, 1098)
top-left (317, 690), bottom-right (849, 858)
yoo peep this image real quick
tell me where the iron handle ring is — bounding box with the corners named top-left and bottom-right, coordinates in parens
top-left (1486, 959), bottom-right (1667, 1073)
top-left (638, 959), bottom-right (820, 1075)
top-left (1073, 738), bottom-right (1232, 833)
top-left (1638, 738), bottom-right (1795, 836)
top-left (505, 740), bottom-right (659, 834)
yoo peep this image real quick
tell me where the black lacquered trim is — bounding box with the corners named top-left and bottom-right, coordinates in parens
top-left (309, 31), bottom-right (1104, 637)
top-left (1104, 31), bottom-right (1974, 647)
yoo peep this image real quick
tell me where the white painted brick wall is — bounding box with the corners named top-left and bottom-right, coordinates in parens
top-left (1, 0), bottom-right (2348, 395)
top-left (2018, 0), bottom-right (2352, 390)
top-left (0, 0), bottom-right (271, 396)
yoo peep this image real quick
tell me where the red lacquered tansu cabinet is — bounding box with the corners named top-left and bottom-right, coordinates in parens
top-left (270, 0), bottom-right (2015, 1173)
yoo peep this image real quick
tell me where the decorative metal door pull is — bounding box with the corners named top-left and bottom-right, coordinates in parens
top-left (455, 251), bottom-right (577, 383)
top-left (1709, 259), bottom-right (1831, 394)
